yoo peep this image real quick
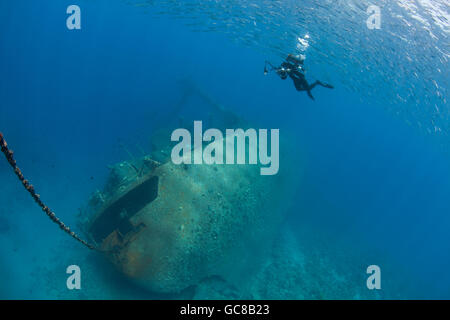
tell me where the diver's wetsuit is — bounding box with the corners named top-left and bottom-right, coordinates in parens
top-left (267, 54), bottom-right (333, 100)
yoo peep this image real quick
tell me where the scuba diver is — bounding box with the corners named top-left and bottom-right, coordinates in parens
top-left (264, 54), bottom-right (334, 100)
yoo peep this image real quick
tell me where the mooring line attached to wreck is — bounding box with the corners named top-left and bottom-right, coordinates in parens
top-left (0, 132), bottom-right (96, 250)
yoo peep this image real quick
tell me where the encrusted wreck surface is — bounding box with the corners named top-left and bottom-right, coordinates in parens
top-left (81, 83), bottom-right (298, 293)
top-left (83, 134), bottom-right (294, 293)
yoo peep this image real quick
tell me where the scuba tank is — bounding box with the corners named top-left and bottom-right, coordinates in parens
top-left (286, 54), bottom-right (306, 73)
top-left (286, 54), bottom-right (305, 65)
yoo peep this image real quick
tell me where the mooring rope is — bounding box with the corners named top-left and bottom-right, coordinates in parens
top-left (0, 132), bottom-right (95, 250)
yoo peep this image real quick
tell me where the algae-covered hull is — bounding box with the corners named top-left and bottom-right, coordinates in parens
top-left (85, 139), bottom-right (292, 293)
top-left (82, 84), bottom-right (298, 293)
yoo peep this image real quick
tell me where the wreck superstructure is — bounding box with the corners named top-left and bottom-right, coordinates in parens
top-left (81, 82), bottom-right (299, 293)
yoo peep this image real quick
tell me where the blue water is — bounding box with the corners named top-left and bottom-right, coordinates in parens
top-left (0, 0), bottom-right (449, 299)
